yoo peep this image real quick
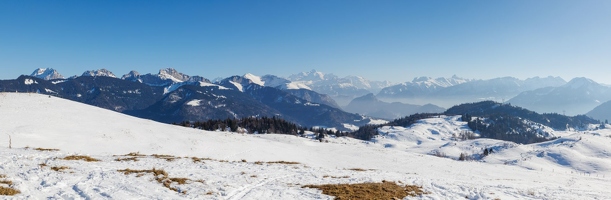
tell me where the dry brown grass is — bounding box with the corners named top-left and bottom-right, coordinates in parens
top-left (347, 168), bottom-right (368, 172)
top-left (117, 168), bottom-right (190, 193)
top-left (0, 186), bottom-right (20, 196)
top-left (303, 181), bottom-right (427, 200)
top-left (115, 157), bottom-right (139, 162)
top-left (0, 180), bottom-right (12, 185)
top-left (323, 175), bottom-right (350, 179)
top-left (63, 155), bottom-right (100, 162)
top-left (152, 154), bottom-right (178, 162)
top-left (39, 163), bottom-right (47, 168)
top-left (0, 174), bottom-right (20, 196)
top-left (51, 166), bottom-right (70, 172)
top-left (34, 148), bottom-right (60, 152)
top-left (254, 161), bottom-right (301, 165)
top-left (191, 157), bottom-right (212, 163)
top-left (124, 152), bottom-right (147, 157)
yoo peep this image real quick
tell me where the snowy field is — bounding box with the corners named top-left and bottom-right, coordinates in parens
top-left (1, 93), bottom-right (611, 199)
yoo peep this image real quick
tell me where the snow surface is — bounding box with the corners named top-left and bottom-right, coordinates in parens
top-left (1, 93), bottom-right (611, 199)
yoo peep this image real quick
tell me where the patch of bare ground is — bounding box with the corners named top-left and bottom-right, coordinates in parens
top-left (152, 154), bottom-right (179, 162)
top-left (0, 174), bottom-right (20, 196)
top-left (63, 155), bottom-right (100, 162)
top-left (323, 175), bottom-right (350, 179)
top-left (115, 157), bottom-right (139, 162)
top-left (191, 157), bottom-right (212, 163)
top-left (34, 148), bottom-right (59, 152)
top-left (254, 161), bottom-right (301, 165)
top-left (303, 180), bottom-right (427, 200)
top-left (347, 168), bottom-right (369, 172)
top-left (117, 168), bottom-right (191, 194)
top-left (51, 166), bottom-right (70, 172)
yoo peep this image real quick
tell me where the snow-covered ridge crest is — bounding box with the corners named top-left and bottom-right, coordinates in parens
top-left (30, 68), bottom-right (65, 80)
top-left (82, 68), bottom-right (117, 78)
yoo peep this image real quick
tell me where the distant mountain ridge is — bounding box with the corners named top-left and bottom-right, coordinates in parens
top-left (2, 68), bottom-right (372, 130)
top-left (377, 76), bottom-right (567, 108)
top-left (344, 93), bottom-right (445, 120)
top-left (508, 77), bottom-right (611, 115)
top-left (287, 70), bottom-right (393, 106)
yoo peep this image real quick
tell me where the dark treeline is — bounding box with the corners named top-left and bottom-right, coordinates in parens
top-left (175, 116), bottom-right (349, 138)
top-left (446, 101), bottom-right (599, 130)
top-left (461, 113), bottom-right (555, 144)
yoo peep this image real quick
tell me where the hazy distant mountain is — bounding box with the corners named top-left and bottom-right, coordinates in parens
top-left (378, 75), bottom-right (470, 98)
top-left (287, 70), bottom-right (393, 106)
top-left (586, 100), bottom-right (611, 122)
top-left (344, 93), bottom-right (445, 120)
top-left (378, 76), bottom-right (566, 107)
top-left (509, 77), bottom-right (611, 115)
top-left (30, 68), bottom-right (64, 80)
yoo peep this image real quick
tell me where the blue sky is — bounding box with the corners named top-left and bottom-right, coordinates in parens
top-left (1, 0), bottom-right (610, 84)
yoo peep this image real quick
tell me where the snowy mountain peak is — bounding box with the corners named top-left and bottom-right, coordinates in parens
top-left (121, 70), bottom-right (140, 80)
top-left (82, 69), bottom-right (116, 78)
top-left (563, 77), bottom-right (604, 90)
top-left (288, 69), bottom-right (329, 81)
top-left (158, 68), bottom-right (190, 82)
top-left (243, 73), bottom-right (265, 86)
top-left (30, 68), bottom-right (64, 80)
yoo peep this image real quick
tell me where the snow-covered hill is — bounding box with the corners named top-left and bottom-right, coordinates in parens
top-left (1, 93), bottom-right (610, 199)
top-left (373, 115), bottom-right (611, 174)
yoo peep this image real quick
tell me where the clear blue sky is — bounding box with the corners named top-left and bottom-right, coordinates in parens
top-left (1, 0), bottom-right (610, 83)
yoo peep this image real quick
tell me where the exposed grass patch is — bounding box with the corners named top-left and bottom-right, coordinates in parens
top-left (323, 175), bottom-right (350, 179)
top-left (254, 161), bottom-right (301, 165)
top-left (191, 157), bottom-right (212, 163)
top-left (115, 157), bottom-right (139, 162)
top-left (51, 166), bottom-right (70, 172)
top-left (0, 174), bottom-right (20, 196)
top-left (117, 168), bottom-right (190, 194)
top-left (0, 180), bottom-right (12, 185)
top-left (0, 186), bottom-right (20, 196)
top-left (303, 180), bottom-right (427, 200)
top-left (63, 155), bottom-right (100, 162)
top-left (124, 152), bottom-right (147, 157)
top-left (34, 148), bottom-right (59, 152)
top-left (152, 154), bottom-right (178, 162)
top-left (347, 168), bottom-right (368, 172)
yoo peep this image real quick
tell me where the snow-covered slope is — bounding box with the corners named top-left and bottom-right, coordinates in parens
top-left (373, 115), bottom-right (611, 174)
top-left (1, 93), bottom-right (610, 199)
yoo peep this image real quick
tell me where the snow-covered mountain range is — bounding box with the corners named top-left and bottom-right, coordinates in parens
top-left (12, 68), bottom-right (611, 117)
top-left (287, 70), bottom-right (393, 106)
top-left (1, 93), bottom-right (609, 199)
top-left (377, 76), bottom-right (567, 108)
